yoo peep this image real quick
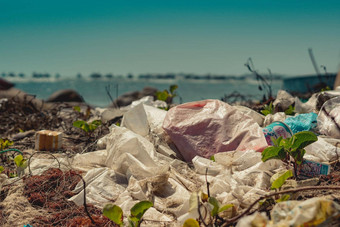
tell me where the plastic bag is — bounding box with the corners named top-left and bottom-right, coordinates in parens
top-left (317, 96), bottom-right (340, 139)
top-left (162, 100), bottom-right (268, 162)
top-left (284, 112), bottom-right (317, 134)
top-left (273, 90), bottom-right (295, 110)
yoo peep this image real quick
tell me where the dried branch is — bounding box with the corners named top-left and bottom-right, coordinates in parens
top-left (74, 173), bottom-right (96, 225)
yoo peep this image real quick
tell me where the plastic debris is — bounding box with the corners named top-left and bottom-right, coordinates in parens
top-left (263, 112), bottom-right (287, 127)
top-left (234, 105), bottom-right (265, 126)
top-left (297, 159), bottom-right (330, 179)
top-left (284, 112), bottom-right (318, 134)
top-left (236, 198), bottom-right (340, 227)
top-left (273, 90), bottom-right (295, 110)
top-left (318, 96), bottom-right (340, 139)
top-left (263, 121), bottom-right (292, 145)
top-left (270, 197), bottom-right (340, 226)
top-left (294, 94), bottom-right (318, 114)
top-left (162, 99), bottom-right (268, 162)
top-left (8, 97), bottom-right (340, 226)
top-left (304, 136), bottom-right (340, 163)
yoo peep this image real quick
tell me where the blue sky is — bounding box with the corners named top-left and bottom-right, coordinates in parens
top-left (0, 0), bottom-right (339, 77)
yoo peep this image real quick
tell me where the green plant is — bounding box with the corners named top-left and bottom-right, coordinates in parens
top-left (284, 105), bottom-right (295, 115)
top-left (156, 85), bottom-right (178, 103)
top-left (0, 154), bottom-right (28, 178)
top-left (14, 154), bottom-right (28, 177)
top-left (261, 131), bottom-right (318, 177)
top-left (271, 170), bottom-right (293, 190)
top-left (261, 102), bottom-right (274, 116)
top-left (73, 106), bottom-right (91, 120)
top-left (73, 120), bottom-right (102, 137)
top-left (103, 201), bottom-right (153, 227)
top-left (185, 191), bottom-right (234, 226)
top-left (0, 138), bottom-right (13, 150)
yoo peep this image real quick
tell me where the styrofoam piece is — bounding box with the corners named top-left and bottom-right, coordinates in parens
top-left (35, 130), bottom-right (62, 151)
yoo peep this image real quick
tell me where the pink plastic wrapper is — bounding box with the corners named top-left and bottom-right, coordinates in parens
top-left (162, 99), bottom-right (268, 162)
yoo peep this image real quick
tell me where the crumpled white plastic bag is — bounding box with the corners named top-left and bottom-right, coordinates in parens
top-left (318, 96), bottom-right (340, 139)
top-left (294, 94), bottom-right (318, 114)
top-left (105, 125), bottom-right (169, 180)
top-left (273, 90), bottom-right (295, 110)
top-left (163, 100), bottom-right (268, 162)
top-left (69, 167), bottom-right (127, 207)
top-left (304, 136), bottom-right (340, 163)
top-left (236, 198), bottom-right (340, 227)
top-left (263, 112), bottom-right (287, 127)
top-left (234, 105), bottom-right (265, 127)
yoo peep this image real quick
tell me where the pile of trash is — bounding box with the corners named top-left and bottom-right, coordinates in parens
top-left (1, 89), bottom-right (340, 226)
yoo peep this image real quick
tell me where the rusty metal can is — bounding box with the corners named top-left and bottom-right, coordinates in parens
top-left (263, 121), bottom-right (293, 145)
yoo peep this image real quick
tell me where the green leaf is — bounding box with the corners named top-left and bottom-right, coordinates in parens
top-left (103, 204), bottom-right (123, 226)
top-left (258, 198), bottom-right (275, 207)
top-left (218, 204), bottom-right (234, 213)
top-left (261, 109), bottom-right (271, 116)
top-left (208, 197), bottom-right (220, 217)
top-left (9, 172), bottom-right (17, 178)
top-left (0, 166), bottom-right (4, 173)
top-left (280, 137), bottom-right (293, 150)
top-left (261, 102), bottom-right (274, 116)
top-left (271, 137), bottom-right (283, 147)
top-left (0, 139), bottom-right (13, 150)
top-left (261, 146), bottom-right (286, 162)
top-left (169, 84), bottom-right (178, 94)
top-left (73, 120), bottom-right (85, 128)
top-left (290, 131), bottom-right (318, 152)
top-left (156, 90), bottom-right (169, 101)
top-left (210, 155), bottom-right (215, 162)
top-left (130, 201), bottom-right (153, 221)
top-left (128, 217), bottom-right (138, 227)
top-left (271, 170), bottom-right (293, 190)
top-left (82, 123), bottom-right (90, 133)
top-left (14, 155), bottom-right (24, 167)
top-left (290, 148), bottom-right (306, 165)
top-left (201, 192), bottom-right (209, 202)
top-left (73, 106), bottom-right (81, 112)
top-left (91, 120), bottom-right (102, 126)
top-left (183, 218), bottom-right (200, 227)
top-left (276, 194), bottom-right (290, 203)
top-left (284, 105), bottom-right (295, 115)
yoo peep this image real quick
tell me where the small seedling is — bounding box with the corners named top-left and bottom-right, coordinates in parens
top-left (0, 166), bottom-right (4, 174)
top-left (208, 196), bottom-right (234, 217)
top-left (14, 154), bottom-right (28, 177)
top-left (271, 170), bottom-right (293, 190)
top-left (156, 85), bottom-right (178, 103)
top-left (103, 201), bottom-right (153, 227)
top-left (73, 120), bottom-right (102, 137)
top-left (284, 105), bottom-right (295, 115)
top-left (0, 138), bottom-right (13, 150)
top-left (73, 106), bottom-right (91, 120)
top-left (261, 131), bottom-right (318, 177)
top-left (258, 170), bottom-right (293, 209)
top-left (186, 191), bottom-right (234, 226)
top-left (261, 102), bottom-right (274, 116)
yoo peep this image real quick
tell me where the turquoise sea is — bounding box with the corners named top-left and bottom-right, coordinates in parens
top-left (7, 76), bottom-right (283, 107)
